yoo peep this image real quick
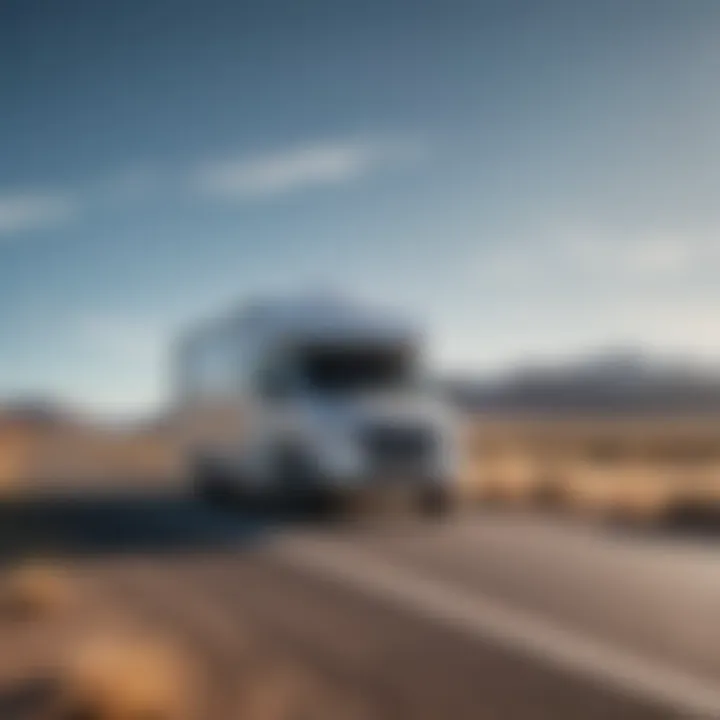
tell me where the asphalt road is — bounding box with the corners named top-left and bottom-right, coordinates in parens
top-left (3, 493), bottom-right (720, 719)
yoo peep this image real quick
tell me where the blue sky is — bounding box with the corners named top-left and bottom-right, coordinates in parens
top-left (2, 0), bottom-right (720, 412)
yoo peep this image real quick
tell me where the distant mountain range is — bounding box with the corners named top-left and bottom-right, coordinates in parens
top-left (5, 349), bottom-right (720, 423)
top-left (446, 350), bottom-right (720, 415)
top-left (0, 398), bottom-right (79, 428)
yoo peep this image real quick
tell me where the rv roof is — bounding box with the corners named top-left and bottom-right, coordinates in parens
top-left (231, 294), bottom-right (418, 344)
top-left (180, 295), bottom-right (420, 352)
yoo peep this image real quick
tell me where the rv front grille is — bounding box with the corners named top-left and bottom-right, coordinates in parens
top-left (362, 424), bottom-right (435, 473)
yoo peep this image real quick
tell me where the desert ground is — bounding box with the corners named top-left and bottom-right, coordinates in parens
top-left (1, 413), bottom-right (720, 719)
top-left (462, 415), bottom-right (720, 521)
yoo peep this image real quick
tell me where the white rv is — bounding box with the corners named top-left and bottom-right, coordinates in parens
top-left (176, 295), bottom-right (459, 515)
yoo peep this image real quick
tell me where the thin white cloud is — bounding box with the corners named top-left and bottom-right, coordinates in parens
top-left (475, 221), bottom-right (720, 287)
top-left (0, 191), bottom-right (78, 236)
top-left (585, 294), bottom-right (720, 363)
top-left (0, 136), bottom-right (420, 239)
top-left (461, 218), bottom-right (720, 367)
top-left (564, 230), bottom-right (703, 277)
top-left (194, 138), bottom-right (413, 199)
top-left (622, 236), bottom-right (691, 275)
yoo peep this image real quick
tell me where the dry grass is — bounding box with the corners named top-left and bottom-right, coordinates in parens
top-left (0, 420), bottom-right (183, 491)
top-left (51, 632), bottom-right (366, 720)
top-left (2, 561), bottom-right (74, 619)
top-left (463, 415), bottom-right (720, 522)
top-left (53, 631), bottom-right (196, 720)
top-left (0, 425), bottom-right (34, 497)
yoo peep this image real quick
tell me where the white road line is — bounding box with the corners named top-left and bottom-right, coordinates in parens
top-left (274, 538), bottom-right (720, 719)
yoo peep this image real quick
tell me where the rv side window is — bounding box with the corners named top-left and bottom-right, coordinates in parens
top-left (256, 362), bottom-right (292, 400)
top-left (181, 334), bottom-right (238, 400)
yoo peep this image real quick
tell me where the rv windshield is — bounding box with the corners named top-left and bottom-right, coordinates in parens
top-left (298, 343), bottom-right (415, 394)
